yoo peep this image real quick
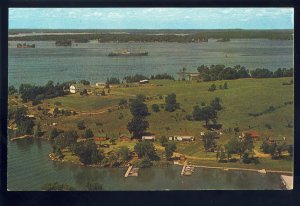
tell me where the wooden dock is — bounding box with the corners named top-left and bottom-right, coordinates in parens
top-left (124, 166), bottom-right (139, 177)
top-left (181, 161), bottom-right (195, 176)
top-left (10, 135), bottom-right (33, 141)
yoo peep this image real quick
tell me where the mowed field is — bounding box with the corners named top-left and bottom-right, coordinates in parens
top-left (44, 77), bottom-right (294, 143)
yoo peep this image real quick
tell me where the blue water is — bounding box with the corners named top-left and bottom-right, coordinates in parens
top-left (8, 139), bottom-right (282, 191)
top-left (8, 39), bottom-right (293, 87)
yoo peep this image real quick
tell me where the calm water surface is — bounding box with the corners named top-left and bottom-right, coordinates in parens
top-left (8, 39), bottom-right (293, 87)
top-left (8, 139), bottom-right (282, 191)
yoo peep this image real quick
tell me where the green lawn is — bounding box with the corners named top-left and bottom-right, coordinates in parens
top-left (25, 77), bottom-right (293, 170)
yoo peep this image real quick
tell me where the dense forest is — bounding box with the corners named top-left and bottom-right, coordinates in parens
top-left (9, 29), bottom-right (293, 42)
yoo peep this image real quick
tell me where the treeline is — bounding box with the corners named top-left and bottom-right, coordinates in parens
top-left (123, 73), bottom-right (175, 83)
top-left (150, 73), bottom-right (174, 80)
top-left (8, 29), bottom-right (293, 42)
top-left (17, 80), bottom-right (74, 102)
top-left (196, 65), bottom-right (293, 81)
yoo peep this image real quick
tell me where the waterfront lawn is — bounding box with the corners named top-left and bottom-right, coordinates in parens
top-left (189, 157), bottom-right (293, 172)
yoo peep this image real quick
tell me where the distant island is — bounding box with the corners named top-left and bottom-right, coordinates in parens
top-left (8, 29), bottom-right (293, 43)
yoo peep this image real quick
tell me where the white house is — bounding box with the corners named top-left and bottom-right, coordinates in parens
top-left (139, 79), bottom-right (149, 84)
top-left (142, 136), bottom-right (155, 141)
top-left (69, 83), bottom-right (88, 94)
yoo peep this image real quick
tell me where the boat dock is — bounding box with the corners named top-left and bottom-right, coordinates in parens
top-left (10, 135), bottom-right (33, 141)
top-left (124, 166), bottom-right (139, 177)
top-left (280, 175), bottom-right (293, 190)
top-left (181, 161), bottom-right (195, 176)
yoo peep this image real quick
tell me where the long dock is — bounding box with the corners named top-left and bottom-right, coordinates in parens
top-left (124, 166), bottom-right (139, 177)
top-left (10, 135), bottom-right (33, 141)
top-left (189, 164), bottom-right (293, 175)
top-left (124, 166), bottom-right (133, 177)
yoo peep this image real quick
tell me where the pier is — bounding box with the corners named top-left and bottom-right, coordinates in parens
top-left (124, 166), bottom-right (139, 177)
top-left (181, 161), bottom-right (195, 176)
top-left (10, 135), bottom-right (33, 141)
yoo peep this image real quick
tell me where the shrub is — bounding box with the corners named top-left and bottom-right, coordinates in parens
top-left (151, 104), bottom-right (160, 112)
top-left (77, 120), bottom-right (86, 130)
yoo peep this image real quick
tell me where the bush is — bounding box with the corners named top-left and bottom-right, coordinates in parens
top-left (265, 124), bottom-right (272, 129)
top-left (151, 104), bottom-right (160, 112)
top-left (137, 157), bottom-right (153, 168)
top-left (77, 120), bottom-right (86, 130)
top-left (208, 84), bottom-right (216, 92)
top-left (85, 129), bottom-right (94, 139)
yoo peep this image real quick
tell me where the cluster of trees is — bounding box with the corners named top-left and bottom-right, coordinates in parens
top-left (197, 65), bottom-right (293, 82)
top-left (192, 97), bottom-right (222, 127)
top-left (124, 74), bottom-right (148, 83)
top-left (208, 82), bottom-right (228, 92)
top-left (106, 77), bottom-right (121, 84)
top-left (150, 73), bottom-right (174, 80)
top-left (8, 106), bottom-right (35, 137)
top-left (260, 140), bottom-right (293, 159)
top-left (53, 107), bottom-right (76, 117)
top-left (80, 80), bottom-right (90, 85)
top-left (251, 68), bottom-right (293, 78)
top-left (222, 135), bottom-right (258, 164)
top-left (18, 80), bottom-right (72, 102)
top-left (158, 136), bottom-right (177, 160)
top-left (134, 141), bottom-right (159, 168)
top-left (127, 96), bottom-right (149, 138)
top-left (8, 85), bottom-right (18, 95)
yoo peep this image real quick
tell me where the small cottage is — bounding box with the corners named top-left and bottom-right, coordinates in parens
top-left (241, 130), bottom-right (259, 139)
top-left (69, 83), bottom-right (89, 94)
top-left (119, 134), bottom-right (131, 142)
top-left (139, 79), bottom-right (149, 84)
top-left (142, 136), bottom-right (155, 141)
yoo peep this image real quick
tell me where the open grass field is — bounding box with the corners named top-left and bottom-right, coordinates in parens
top-left (45, 77), bottom-right (293, 142)
top-left (10, 77), bottom-right (293, 171)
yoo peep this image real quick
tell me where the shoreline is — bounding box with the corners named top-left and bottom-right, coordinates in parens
top-left (48, 152), bottom-right (292, 175)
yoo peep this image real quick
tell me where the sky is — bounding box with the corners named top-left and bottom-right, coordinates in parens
top-left (9, 8), bottom-right (294, 29)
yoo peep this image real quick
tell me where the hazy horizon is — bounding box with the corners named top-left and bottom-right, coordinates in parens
top-left (9, 8), bottom-right (294, 30)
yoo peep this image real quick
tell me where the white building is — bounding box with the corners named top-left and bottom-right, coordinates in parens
top-left (69, 83), bottom-right (88, 94)
top-left (142, 136), bottom-right (155, 141)
top-left (169, 136), bottom-right (195, 141)
top-left (139, 79), bottom-right (149, 84)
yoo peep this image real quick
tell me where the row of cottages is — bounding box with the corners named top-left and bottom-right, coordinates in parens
top-left (69, 83), bottom-right (91, 94)
top-left (169, 136), bottom-right (195, 142)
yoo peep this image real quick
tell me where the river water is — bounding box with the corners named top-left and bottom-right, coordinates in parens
top-left (8, 39), bottom-right (293, 87)
top-left (7, 139), bottom-right (282, 191)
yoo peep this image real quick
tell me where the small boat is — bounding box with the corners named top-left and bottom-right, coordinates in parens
top-left (258, 169), bottom-right (267, 174)
top-left (108, 49), bottom-right (148, 57)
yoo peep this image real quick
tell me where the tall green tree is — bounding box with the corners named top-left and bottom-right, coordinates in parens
top-left (129, 99), bottom-right (149, 117)
top-left (134, 141), bottom-right (158, 160)
top-left (117, 146), bottom-right (131, 162)
top-left (192, 105), bottom-right (217, 127)
top-left (210, 97), bottom-right (222, 111)
top-left (164, 142), bottom-right (177, 160)
top-left (127, 116), bottom-right (149, 138)
top-left (202, 132), bottom-right (217, 152)
top-left (165, 93), bottom-right (178, 112)
top-left (85, 128), bottom-right (94, 139)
